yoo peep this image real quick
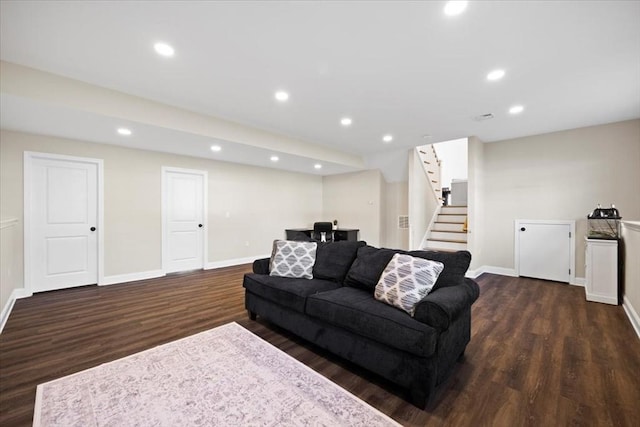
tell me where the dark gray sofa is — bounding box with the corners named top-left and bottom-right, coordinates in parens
top-left (243, 241), bottom-right (480, 408)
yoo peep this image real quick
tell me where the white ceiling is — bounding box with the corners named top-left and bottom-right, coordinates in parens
top-left (1, 1), bottom-right (639, 176)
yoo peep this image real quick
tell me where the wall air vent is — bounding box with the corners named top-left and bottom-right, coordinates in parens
top-left (474, 113), bottom-right (494, 121)
top-left (398, 215), bottom-right (409, 229)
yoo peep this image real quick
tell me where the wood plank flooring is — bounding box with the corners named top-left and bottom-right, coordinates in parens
top-left (1, 267), bottom-right (639, 426)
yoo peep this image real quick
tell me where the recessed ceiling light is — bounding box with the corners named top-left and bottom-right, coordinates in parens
top-left (341, 117), bottom-right (352, 126)
top-left (422, 134), bottom-right (432, 139)
top-left (275, 91), bottom-right (289, 102)
top-left (270, 155), bottom-right (279, 162)
top-left (154, 42), bottom-right (175, 57)
top-left (117, 127), bottom-right (132, 136)
top-left (314, 163), bottom-right (322, 170)
top-left (382, 134), bottom-right (393, 143)
top-left (487, 69), bottom-right (505, 81)
top-left (509, 105), bottom-right (524, 114)
top-left (444, 1), bottom-right (468, 16)
top-left (210, 145), bottom-right (222, 152)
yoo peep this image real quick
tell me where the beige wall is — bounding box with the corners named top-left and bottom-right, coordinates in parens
top-left (0, 130), bottom-right (323, 282)
top-left (478, 119), bottom-right (640, 277)
top-left (467, 136), bottom-right (485, 271)
top-left (322, 170), bottom-right (383, 247)
top-left (622, 222), bottom-right (640, 334)
top-left (382, 181), bottom-right (409, 250)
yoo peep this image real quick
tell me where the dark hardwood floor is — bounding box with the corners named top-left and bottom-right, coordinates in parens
top-left (1, 267), bottom-right (639, 426)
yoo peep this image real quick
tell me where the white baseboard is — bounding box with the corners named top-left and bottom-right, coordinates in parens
top-left (623, 296), bottom-right (640, 340)
top-left (585, 292), bottom-right (618, 305)
top-left (101, 255), bottom-right (267, 286)
top-left (101, 269), bottom-right (166, 286)
top-left (468, 267), bottom-right (585, 287)
top-left (572, 277), bottom-right (585, 286)
top-left (465, 268), bottom-right (482, 279)
top-left (0, 288), bottom-right (32, 334)
top-left (205, 254), bottom-right (269, 270)
top-left (466, 265), bottom-right (517, 278)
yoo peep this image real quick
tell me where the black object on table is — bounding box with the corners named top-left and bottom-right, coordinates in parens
top-left (285, 228), bottom-right (359, 242)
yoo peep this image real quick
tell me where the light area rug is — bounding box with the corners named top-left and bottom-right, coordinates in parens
top-left (34, 322), bottom-right (400, 426)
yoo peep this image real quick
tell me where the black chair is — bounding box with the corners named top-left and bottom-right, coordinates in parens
top-left (313, 222), bottom-right (334, 242)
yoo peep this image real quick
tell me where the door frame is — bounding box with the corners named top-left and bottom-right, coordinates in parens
top-left (24, 151), bottom-right (105, 293)
top-left (161, 166), bottom-right (208, 273)
top-left (514, 219), bottom-right (576, 284)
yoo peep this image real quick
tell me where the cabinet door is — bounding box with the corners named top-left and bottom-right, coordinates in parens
top-left (517, 222), bottom-right (571, 283)
top-left (585, 240), bottom-right (618, 305)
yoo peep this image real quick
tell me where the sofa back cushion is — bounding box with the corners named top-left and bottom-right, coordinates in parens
top-left (313, 240), bottom-right (366, 283)
top-left (343, 245), bottom-right (397, 291)
top-left (408, 250), bottom-right (472, 289)
top-left (344, 246), bottom-right (472, 292)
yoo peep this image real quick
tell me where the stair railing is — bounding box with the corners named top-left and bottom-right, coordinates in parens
top-left (408, 146), bottom-right (441, 250)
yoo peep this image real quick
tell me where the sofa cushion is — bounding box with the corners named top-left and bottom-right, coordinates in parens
top-left (243, 274), bottom-right (340, 314)
top-left (374, 253), bottom-right (444, 316)
top-left (306, 287), bottom-right (438, 357)
top-left (343, 245), bottom-right (397, 291)
top-left (408, 250), bottom-right (471, 289)
top-left (270, 240), bottom-right (317, 279)
top-left (313, 240), bottom-right (366, 283)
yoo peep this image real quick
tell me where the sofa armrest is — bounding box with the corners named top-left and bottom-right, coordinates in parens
top-left (413, 278), bottom-right (480, 330)
top-left (253, 258), bottom-right (271, 275)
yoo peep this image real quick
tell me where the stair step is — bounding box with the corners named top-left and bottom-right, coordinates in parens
top-left (424, 240), bottom-right (467, 251)
top-left (427, 238), bottom-right (467, 244)
top-left (437, 214), bottom-right (466, 223)
top-left (433, 222), bottom-right (465, 232)
top-left (430, 231), bottom-right (468, 242)
top-left (440, 206), bottom-right (468, 215)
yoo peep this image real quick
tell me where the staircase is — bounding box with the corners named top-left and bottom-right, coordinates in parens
top-left (423, 205), bottom-right (468, 251)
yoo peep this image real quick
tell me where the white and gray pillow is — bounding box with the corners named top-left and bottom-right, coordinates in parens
top-left (374, 253), bottom-right (444, 316)
top-left (270, 240), bottom-right (317, 279)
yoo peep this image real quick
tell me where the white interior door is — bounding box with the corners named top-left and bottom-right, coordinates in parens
top-left (163, 168), bottom-right (207, 273)
top-left (28, 155), bottom-right (99, 292)
top-left (516, 220), bottom-right (574, 283)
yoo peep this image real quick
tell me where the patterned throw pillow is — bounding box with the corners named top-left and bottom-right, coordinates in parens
top-left (269, 240), bottom-right (317, 279)
top-left (374, 253), bottom-right (444, 316)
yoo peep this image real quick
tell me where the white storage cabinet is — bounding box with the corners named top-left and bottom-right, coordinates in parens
top-left (584, 238), bottom-right (619, 305)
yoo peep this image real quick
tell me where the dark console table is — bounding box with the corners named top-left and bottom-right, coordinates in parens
top-left (285, 228), bottom-right (359, 242)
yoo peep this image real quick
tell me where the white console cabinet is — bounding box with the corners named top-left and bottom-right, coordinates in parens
top-left (585, 238), bottom-right (619, 305)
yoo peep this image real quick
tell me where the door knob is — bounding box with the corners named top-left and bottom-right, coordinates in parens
top-left (198, 224), bottom-right (203, 228)
top-left (90, 227), bottom-right (96, 231)
top-left (520, 227), bottom-right (526, 232)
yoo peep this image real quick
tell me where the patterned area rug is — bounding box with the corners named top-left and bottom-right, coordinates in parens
top-left (34, 322), bottom-right (400, 426)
